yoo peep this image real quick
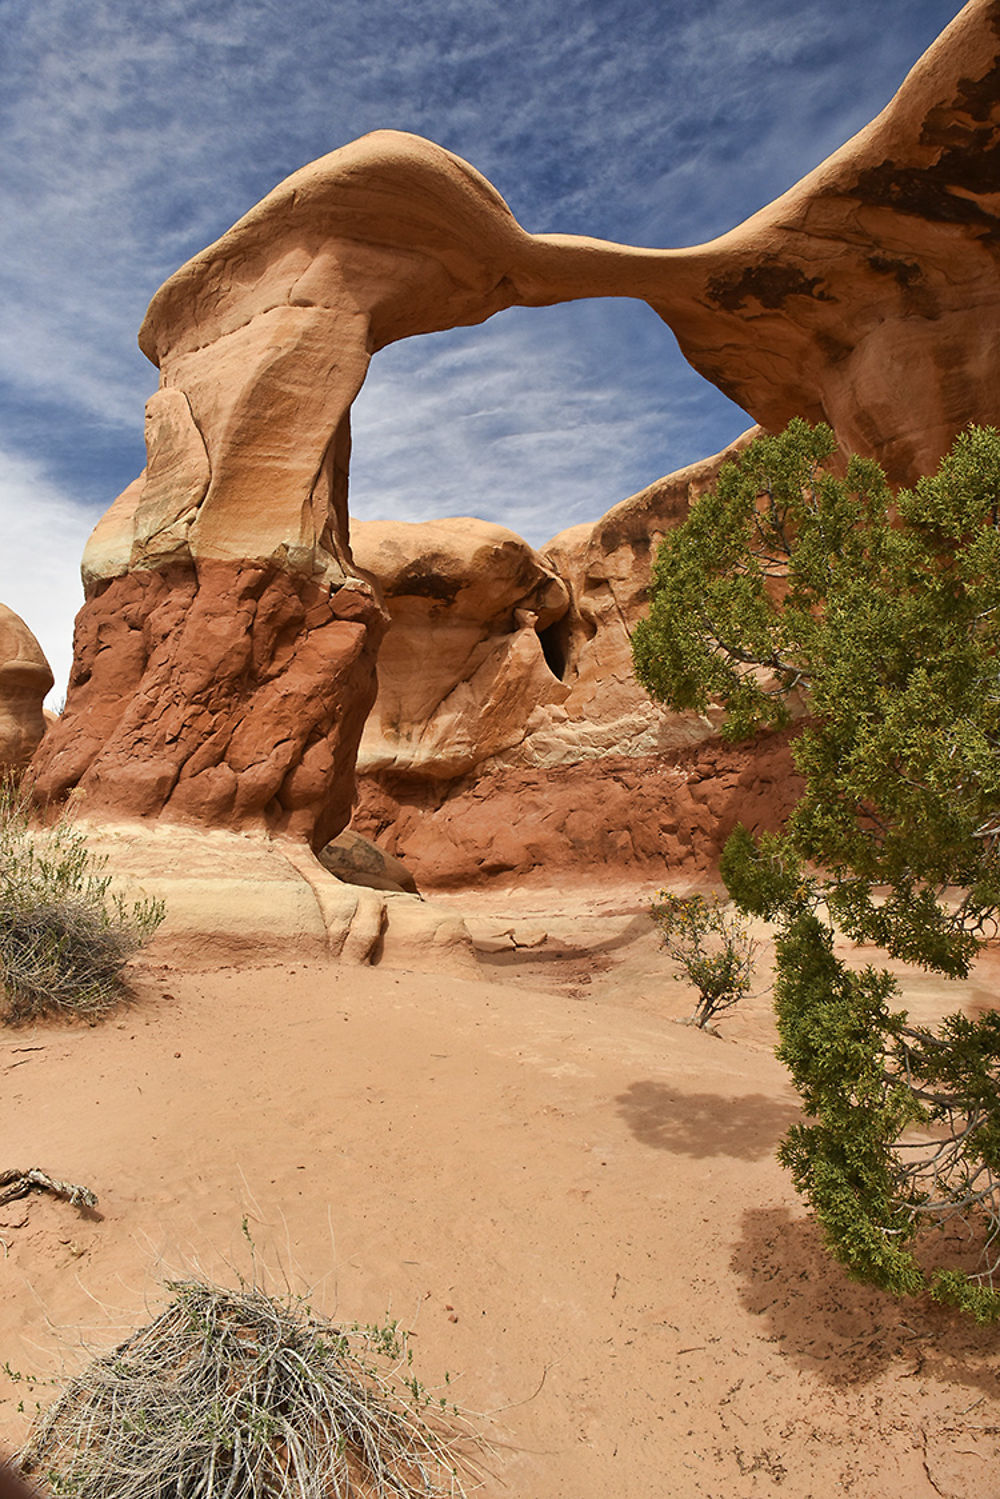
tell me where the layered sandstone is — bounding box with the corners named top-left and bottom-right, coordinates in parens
top-left (78, 820), bottom-right (476, 972)
top-left (353, 733), bottom-right (803, 889)
top-left (349, 438), bottom-right (802, 888)
top-left (353, 433), bottom-right (760, 787)
top-left (352, 517), bottom-right (571, 780)
top-left (531, 429), bottom-right (763, 766)
top-left (643, 0), bottom-right (1000, 483)
top-left (0, 604), bottom-right (53, 774)
top-left (32, 0), bottom-right (1000, 870)
top-left (35, 564), bottom-right (381, 850)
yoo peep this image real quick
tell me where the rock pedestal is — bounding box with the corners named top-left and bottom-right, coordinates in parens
top-left (0, 604), bottom-right (53, 775)
top-left (34, 562), bottom-right (382, 851)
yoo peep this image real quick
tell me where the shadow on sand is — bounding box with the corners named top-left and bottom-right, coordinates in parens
top-left (614, 1079), bottom-right (800, 1160)
top-left (732, 1204), bottom-right (1000, 1396)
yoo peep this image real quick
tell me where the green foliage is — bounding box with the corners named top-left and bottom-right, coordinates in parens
top-left (17, 1278), bottom-right (482, 1498)
top-left (634, 421), bottom-right (1000, 1314)
top-left (718, 826), bottom-right (811, 922)
top-left (0, 777), bottom-right (164, 1022)
top-left (650, 889), bottom-right (757, 1028)
top-left (635, 417), bottom-right (1000, 975)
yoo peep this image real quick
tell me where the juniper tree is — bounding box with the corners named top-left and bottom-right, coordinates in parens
top-left (633, 419), bottom-right (1000, 1319)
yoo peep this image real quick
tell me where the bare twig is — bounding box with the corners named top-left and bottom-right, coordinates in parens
top-left (0, 1169), bottom-right (97, 1211)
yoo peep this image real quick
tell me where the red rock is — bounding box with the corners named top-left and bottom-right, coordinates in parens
top-left (318, 829), bottom-right (419, 894)
top-left (0, 604), bottom-right (53, 774)
top-left (352, 732), bottom-right (802, 889)
top-left (33, 563), bottom-right (383, 849)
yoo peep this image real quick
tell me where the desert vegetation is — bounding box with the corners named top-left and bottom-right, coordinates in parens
top-left (649, 890), bottom-right (757, 1030)
top-left (0, 777), bottom-right (164, 1023)
top-left (17, 1275), bottom-right (481, 1499)
top-left (634, 420), bottom-right (1000, 1318)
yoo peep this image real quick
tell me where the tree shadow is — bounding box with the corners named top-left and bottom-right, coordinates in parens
top-left (0, 1459), bottom-right (51, 1499)
top-left (614, 1079), bottom-right (800, 1160)
top-left (732, 1205), bottom-right (1000, 1397)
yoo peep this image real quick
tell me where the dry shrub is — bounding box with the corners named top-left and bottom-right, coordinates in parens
top-left (18, 1279), bottom-right (484, 1499)
top-left (651, 889), bottom-right (758, 1028)
top-left (0, 777), bottom-right (163, 1022)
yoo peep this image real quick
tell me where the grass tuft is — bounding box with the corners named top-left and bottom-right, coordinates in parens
top-left (0, 776), bottom-right (163, 1023)
top-left (18, 1278), bottom-right (484, 1498)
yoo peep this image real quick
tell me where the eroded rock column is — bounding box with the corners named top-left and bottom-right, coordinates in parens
top-left (0, 604), bottom-right (54, 775)
top-left (36, 559), bottom-right (382, 849)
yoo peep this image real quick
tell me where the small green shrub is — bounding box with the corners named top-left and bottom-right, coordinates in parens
top-left (0, 778), bottom-right (164, 1023)
top-left (651, 889), bottom-right (758, 1028)
top-left (17, 1278), bottom-right (483, 1499)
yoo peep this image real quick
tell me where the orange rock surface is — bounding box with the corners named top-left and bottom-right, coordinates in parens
top-left (348, 436), bottom-right (785, 886)
top-left (352, 516), bottom-right (571, 781)
top-left (349, 433), bottom-right (801, 885)
top-left (33, 0), bottom-right (1000, 850)
top-left (0, 604), bottom-right (53, 775)
top-left (354, 731), bottom-right (803, 889)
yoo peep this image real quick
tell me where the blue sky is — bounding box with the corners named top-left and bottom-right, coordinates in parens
top-left (1, 0), bottom-right (963, 696)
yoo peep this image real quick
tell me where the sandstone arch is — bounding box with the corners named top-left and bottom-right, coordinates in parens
top-left (33, 0), bottom-right (1000, 850)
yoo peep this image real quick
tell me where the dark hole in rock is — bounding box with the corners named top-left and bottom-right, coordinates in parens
top-left (538, 617), bottom-right (569, 681)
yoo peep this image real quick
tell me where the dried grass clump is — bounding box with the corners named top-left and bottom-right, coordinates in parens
top-left (18, 1279), bottom-right (483, 1499)
top-left (0, 776), bottom-right (163, 1023)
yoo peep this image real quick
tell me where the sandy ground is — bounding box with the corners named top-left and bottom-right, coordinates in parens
top-left (2, 881), bottom-right (1000, 1498)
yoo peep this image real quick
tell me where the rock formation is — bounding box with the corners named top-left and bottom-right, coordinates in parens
top-left (352, 432), bottom-right (761, 794)
top-left (0, 605), bottom-right (53, 774)
top-left (80, 820), bottom-right (475, 971)
top-left (349, 436), bottom-right (805, 887)
top-left (318, 829), bottom-right (419, 895)
top-left (649, 0), bottom-right (1000, 485)
top-left (534, 430), bottom-right (765, 766)
top-left (353, 731), bottom-right (801, 890)
top-left (352, 517), bottom-right (571, 781)
top-left (31, 0), bottom-right (1000, 872)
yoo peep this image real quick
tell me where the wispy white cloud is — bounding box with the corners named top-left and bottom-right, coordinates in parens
top-left (0, 0), bottom-right (964, 600)
top-left (349, 300), bottom-right (750, 547)
top-left (0, 450), bottom-right (99, 703)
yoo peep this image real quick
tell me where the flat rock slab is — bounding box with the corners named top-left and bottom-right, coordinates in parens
top-left (70, 820), bottom-right (477, 974)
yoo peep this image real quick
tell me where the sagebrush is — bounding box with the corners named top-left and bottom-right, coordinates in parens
top-left (17, 1278), bottom-right (483, 1499)
top-left (0, 777), bottom-right (163, 1022)
top-left (651, 890), bottom-right (757, 1028)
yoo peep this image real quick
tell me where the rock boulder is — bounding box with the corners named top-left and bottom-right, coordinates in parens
top-left (0, 604), bottom-right (53, 774)
top-left (352, 516), bottom-right (571, 780)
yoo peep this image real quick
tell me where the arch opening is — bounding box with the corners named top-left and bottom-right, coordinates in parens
top-left (348, 299), bottom-right (752, 551)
